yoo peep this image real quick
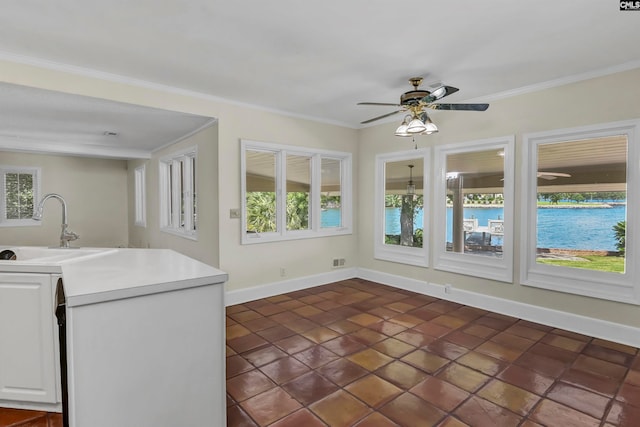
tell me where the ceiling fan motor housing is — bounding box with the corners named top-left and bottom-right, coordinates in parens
top-left (401, 90), bottom-right (430, 106)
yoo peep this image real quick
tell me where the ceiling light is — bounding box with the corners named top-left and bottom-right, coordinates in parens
top-left (422, 114), bottom-right (438, 134)
top-left (394, 115), bottom-right (411, 137)
top-left (407, 117), bottom-right (427, 134)
top-left (430, 86), bottom-right (446, 99)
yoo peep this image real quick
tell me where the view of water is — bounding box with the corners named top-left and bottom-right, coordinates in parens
top-left (320, 205), bottom-right (626, 251)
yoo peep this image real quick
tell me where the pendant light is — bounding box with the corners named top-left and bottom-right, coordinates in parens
top-left (407, 164), bottom-right (416, 195)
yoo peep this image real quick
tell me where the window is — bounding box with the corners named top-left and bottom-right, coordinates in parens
top-left (1, 166), bottom-right (40, 226)
top-left (241, 140), bottom-right (352, 244)
top-left (134, 165), bottom-right (146, 227)
top-left (434, 136), bottom-right (515, 282)
top-left (522, 120), bottom-right (639, 304)
top-left (159, 147), bottom-right (197, 239)
top-left (374, 149), bottom-right (429, 267)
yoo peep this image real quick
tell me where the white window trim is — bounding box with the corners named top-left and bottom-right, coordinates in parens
top-left (159, 147), bottom-right (197, 240)
top-left (433, 136), bottom-right (515, 283)
top-left (241, 139), bottom-right (352, 244)
top-left (374, 149), bottom-right (430, 267)
top-left (521, 120), bottom-right (639, 304)
top-left (134, 164), bottom-right (146, 227)
top-left (0, 165), bottom-right (41, 227)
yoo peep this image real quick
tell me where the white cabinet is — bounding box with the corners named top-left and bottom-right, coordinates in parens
top-left (0, 273), bottom-right (59, 406)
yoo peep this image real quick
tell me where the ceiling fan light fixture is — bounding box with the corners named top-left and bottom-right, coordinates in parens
top-left (431, 86), bottom-right (446, 99)
top-left (407, 117), bottom-right (427, 134)
top-left (394, 115), bottom-right (411, 137)
top-left (423, 115), bottom-right (438, 133)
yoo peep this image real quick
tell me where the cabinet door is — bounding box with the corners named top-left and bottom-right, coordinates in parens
top-left (0, 273), bottom-right (57, 403)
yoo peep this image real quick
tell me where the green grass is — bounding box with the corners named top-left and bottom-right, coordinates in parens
top-left (537, 255), bottom-right (625, 273)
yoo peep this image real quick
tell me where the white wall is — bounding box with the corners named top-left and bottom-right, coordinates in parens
top-left (0, 151), bottom-right (128, 248)
top-left (357, 68), bottom-right (640, 329)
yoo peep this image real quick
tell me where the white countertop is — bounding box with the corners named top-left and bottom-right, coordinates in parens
top-left (0, 247), bottom-right (228, 307)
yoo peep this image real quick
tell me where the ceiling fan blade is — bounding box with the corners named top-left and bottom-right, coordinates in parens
top-left (360, 110), bottom-right (404, 124)
top-left (421, 85), bottom-right (459, 103)
top-left (537, 171), bottom-right (571, 180)
top-left (357, 102), bottom-right (403, 107)
top-left (430, 103), bottom-right (490, 111)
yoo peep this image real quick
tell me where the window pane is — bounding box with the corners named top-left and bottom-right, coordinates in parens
top-left (4, 172), bottom-right (34, 220)
top-left (246, 150), bottom-right (277, 233)
top-left (535, 136), bottom-right (627, 273)
top-left (384, 160), bottom-right (423, 248)
top-left (321, 158), bottom-right (342, 229)
top-left (445, 149), bottom-right (505, 258)
top-left (191, 156), bottom-right (197, 231)
top-left (286, 154), bottom-right (311, 231)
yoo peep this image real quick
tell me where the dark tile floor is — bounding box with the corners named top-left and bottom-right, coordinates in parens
top-left (0, 408), bottom-right (62, 427)
top-left (226, 279), bottom-right (640, 427)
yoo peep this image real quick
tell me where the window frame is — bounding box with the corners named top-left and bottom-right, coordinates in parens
top-left (374, 149), bottom-right (430, 267)
top-left (433, 136), bottom-right (515, 282)
top-left (241, 139), bottom-right (352, 244)
top-left (521, 120), bottom-right (639, 304)
top-left (0, 165), bottom-right (41, 227)
top-left (134, 164), bottom-right (146, 227)
top-left (159, 147), bottom-right (197, 240)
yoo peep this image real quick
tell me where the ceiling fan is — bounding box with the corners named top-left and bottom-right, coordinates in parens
top-left (537, 171), bottom-right (572, 180)
top-left (358, 77), bottom-right (490, 135)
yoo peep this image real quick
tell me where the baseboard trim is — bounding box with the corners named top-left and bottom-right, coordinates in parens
top-left (358, 268), bottom-right (640, 349)
top-left (225, 268), bottom-right (358, 306)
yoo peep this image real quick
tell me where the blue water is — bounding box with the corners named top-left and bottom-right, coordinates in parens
top-left (321, 206), bottom-right (627, 251)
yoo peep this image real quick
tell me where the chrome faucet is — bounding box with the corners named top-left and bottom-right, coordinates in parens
top-left (32, 193), bottom-right (79, 248)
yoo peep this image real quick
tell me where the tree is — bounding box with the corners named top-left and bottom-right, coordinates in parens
top-left (246, 192), bottom-right (276, 232)
top-left (613, 220), bottom-right (626, 256)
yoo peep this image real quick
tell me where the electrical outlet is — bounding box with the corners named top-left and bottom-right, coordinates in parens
top-left (279, 267), bottom-right (286, 277)
top-left (229, 209), bottom-right (241, 219)
top-left (444, 284), bottom-right (452, 294)
top-left (332, 258), bottom-right (346, 268)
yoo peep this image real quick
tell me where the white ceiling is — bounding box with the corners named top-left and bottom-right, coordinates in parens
top-left (1, 0), bottom-right (639, 158)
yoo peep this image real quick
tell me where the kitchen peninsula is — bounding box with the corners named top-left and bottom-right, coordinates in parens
top-left (0, 247), bottom-right (228, 427)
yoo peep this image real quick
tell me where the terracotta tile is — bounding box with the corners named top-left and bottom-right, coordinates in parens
top-left (282, 371), bottom-right (339, 405)
top-left (426, 300), bottom-right (462, 314)
top-left (268, 311), bottom-right (303, 325)
top-left (515, 352), bottom-right (567, 378)
top-left (353, 412), bottom-right (400, 427)
top-left (406, 307), bottom-right (440, 322)
top-left (376, 360), bottom-right (429, 389)
top-left (541, 333), bottom-right (587, 352)
top-left (243, 345), bottom-right (288, 367)
top-left (254, 302), bottom-right (287, 316)
top-left (394, 329), bottom-right (437, 347)
top-left (345, 374), bottom-right (403, 407)
top-left (227, 304), bottom-right (250, 314)
top-left (241, 387), bottom-right (302, 426)
top-left (490, 331), bottom-right (535, 352)
top-left (530, 398), bottom-right (600, 427)
top-left (477, 379), bottom-right (540, 416)
top-left (475, 340), bottom-right (523, 363)
top-left (386, 301), bottom-right (417, 313)
top-left (276, 299), bottom-right (306, 311)
top-left (380, 392), bottom-right (447, 427)
top-left (424, 340), bottom-right (470, 360)
top-left (547, 381), bottom-right (611, 419)
top-left (255, 325), bottom-right (296, 342)
top-left (368, 306), bottom-right (401, 320)
top-left (504, 323), bottom-right (547, 341)
top-left (326, 319), bottom-right (362, 334)
top-left (401, 349), bottom-right (449, 374)
top-left (592, 338), bottom-right (638, 355)
top-left (456, 351), bottom-right (508, 376)
top-left (389, 313), bottom-right (428, 329)
top-left (348, 312), bottom-right (382, 326)
top-left (348, 328), bottom-right (386, 346)
top-left (626, 369), bottom-right (640, 387)
top-left (47, 413), bottom-right (63, 427)
top-left (321, 335), bottom-right (367, 356)
top-left (583, 343), bottom-right (636, 367)
top-left (310, 390), bottom-right (371, 427)
top-left (302, 326), bottom-right (341, 344)
top-left (227, 324), bottom-right (252, 339)
top-left (436, 363), bottom-right (490, 392)
top-left (616, 382), bottom-right (640, 407)
top-left (410, 377), bottom-right (469, 412)
top-left (226, 369), bottom-right (276, 402)
top-left (227, 345), bottom-right (237, 356)
top-left (317, 358), bottom-right (369, 386)
top-left (274, 335), bottom-right (315, 354)
top-left (450, 306), bottom-right (487, 321)
top-left (475, 315), bottom-right (517, 331)
top-left (308, 310), bottom-right (343, 325)
top-left (573, 354), bottom-right (628, 380)
top-left (561, 367), bottom-right (621, 397)
top-left (269, 409), bottom-right (326, 427)
top-left (227, 333), bottom-right (269, 354)
top-left (462, 324), bottom-right (497, 339)
top-left (410, 321), bottom-right (455, 339)
top-left (283, 317), bottom-right (320, 334)
top-left (292, 345), bottom-right (339, 369)
top-left (443, 330), bottom-right (486, 349)
top-left (432, 314), bottom-right (469, 329)
top-left (347, 348), bottom-right (394, 371)
top-left (550, 328), bottom-right (591, 342)
top-left (373, 337), bottom-right (416, 358)
top-left (242, 316), bottom-right (279, 332)
top-left (230, 309), bottom-right (264, 323)
top-left (228, 393), bottom-right (236, 407)
top-left (299, 295), bottom-right (325, 305)
top-left (454, 395), bottom-right (522, 427)
top-left (519, 421), bottom-right (544, 427)
top-left (260, 356), bottom-right (310, 384)
top-left (0, 408), bottom-right (47, 426)
top-left (530, 342), bottom-right (578, 365)
top-left (497, 364), bottom-right (554, 395)
top-left (227, 404), bottom-right (259, 427)
top-left (437, 416), bottom-right (471, 427)
top-left (267, 294), bottom-right (292, 303)
top-left (606, 400), bottom-right (640, 426)
top-left (227, 354), bottom-right (255, 378)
